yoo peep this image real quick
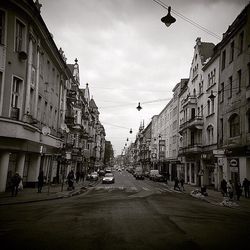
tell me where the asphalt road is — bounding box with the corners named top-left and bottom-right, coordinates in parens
top-left (0, 170), bottom-right (250, 250)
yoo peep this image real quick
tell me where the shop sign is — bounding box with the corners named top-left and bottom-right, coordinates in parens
top-left (229, 158), bottom-right (238, 167)
top-left (230, 166), bottom-right (238, 173)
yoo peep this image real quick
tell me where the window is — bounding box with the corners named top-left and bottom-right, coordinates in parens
top-left (207, 125), bottom-right (214, 145)
top-left (229, 114), bottom-right (240, 137)
top-left (237, 69), bottom-right (241, 92)
top-left (228, 76), bottom-right (232, 98)
top-left (239, 31), bottom-right (244, 55)
top-left (220, 118), bottom-right (224, 144)
top-left (211, 98), bottom-right (215, 114)
top-left (11, 77), bottom-right (22, 108)
top-left (37, 96), bottom-right (42, 121)
top-left (207, 100), bottom-right (210, 115)
top-left (198, 107), bottom-right (200, 116)
top-left (230, 41), bottom-right (234, 62)
top-left (220, 82), bottom-right (224, 102)
top-left (208, 69), bottom-right (216, 88)
top-left (222, 50), bottom-right (226, 70)
top-left (199, 81), bottom-right (203, 95)
top-left (15, 19), bottom-right (26, 52)
top-left (248, 63), bottom-right (250, 87)
top-left (0, 10), bottom-right (5, 45)
top-left (201, 105), bottom-right (203, 116)
top-left (29, 88), bottom-right (34, 116)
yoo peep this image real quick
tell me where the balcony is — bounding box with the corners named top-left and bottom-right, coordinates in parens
top-left (178, 144), bottom-right (203, 155)
top-left (179, 116), bottom-right (203, 132)
top-left (181, 95), bottom-right (197, 108)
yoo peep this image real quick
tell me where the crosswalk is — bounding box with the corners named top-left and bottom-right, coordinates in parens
top-left (93, 185), bottom-right (173, 193)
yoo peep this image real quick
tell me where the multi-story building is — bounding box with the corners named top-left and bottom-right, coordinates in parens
top-left (217, 4), bottom-right (250, 183)
top-left (0, 0), bottom-right (106, 192)
top-left (179, 38), bottom-right (215, 186)
top-left (0, 0), bottom-right (72, 191)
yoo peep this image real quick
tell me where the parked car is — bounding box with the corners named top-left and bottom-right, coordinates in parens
top-left (102, 173), bottom-right (115, 184)
top-left (90, 172), bottom-right (98, 181)
top-left (144, 171), bottom-right (150, 178)
top-left (149, 170), bottom-right (159, 180)
top-left (135, 173), bottom-right (144, 180)
top-left (153, 174), bottom-right (165, 182)
top-left (98, 170), bottom-right (105, 176)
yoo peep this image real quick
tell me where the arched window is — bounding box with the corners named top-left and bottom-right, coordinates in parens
top-left (229, 114), bottom-right (240, 137)
top-left (207, 125), bottom-right (214, 145)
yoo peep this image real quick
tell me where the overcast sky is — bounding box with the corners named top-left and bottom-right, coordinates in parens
top-left (40, 0), bottom-right (248, 155)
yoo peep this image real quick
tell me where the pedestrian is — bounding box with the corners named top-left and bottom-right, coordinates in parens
top-left (227, 180), bottom-right (234, 200)
top-left (180, 177), bottom-right (185, 191)
top-left (76, 171), bottom-right (80, 183)
top-left (67, 170), bottom-right (75, 191)
top-left (242, 178), bottom-right (250, 198)
top-left (235, 179), bottom-right (242, 201)
top-left (37, 170), bottom-right (44, 193)
top-left (174, 177), bottom-right (180, 191)
top-left (220, 178), bottom-right (228, 197)
top-left (201, 185), bottom-right (208, 196)
top-left (80, 171), bottom-right (85, 182)
top-left (11, 172), bottom-right (21, 197)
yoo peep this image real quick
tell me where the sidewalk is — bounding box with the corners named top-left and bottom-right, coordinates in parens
top-left (167, 181), bottom-right (250, 209)
top-left (0, 179), bottom-right (99, 206)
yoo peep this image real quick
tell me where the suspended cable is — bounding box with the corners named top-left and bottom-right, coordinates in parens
top-left (152, 0), bottom-right (221, 40)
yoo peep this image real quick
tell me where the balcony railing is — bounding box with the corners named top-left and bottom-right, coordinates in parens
top-left (179, 116), bottom-right (203, 132)
top-left (181, 95), bottom-right (197, 107)
top-left (178, 144), bottom-right (203, 155)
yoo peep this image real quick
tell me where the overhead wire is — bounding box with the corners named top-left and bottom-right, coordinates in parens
top-left (152, 0), bottom-right (221, 40)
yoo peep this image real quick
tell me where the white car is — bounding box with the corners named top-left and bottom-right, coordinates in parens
top-left (102, 173), bottom-right (115, 184)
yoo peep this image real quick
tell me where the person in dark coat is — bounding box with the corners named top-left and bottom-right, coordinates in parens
top-left (174, 177), bottom-right (180, 191)
top-left (220, 179), bottom-right (228, 197)
top-left (242, 178), bottom-right (250, 198)
top-left (235, 180), bottom-right (242, 201)
top-left (180, 177), bottom-right (185, 191)
top-left (37, 170), bottom-right (44, 193)
top-left (11, 172), bottom-right (21, 197)
top-left (67, 170), bottom-right (75, 190)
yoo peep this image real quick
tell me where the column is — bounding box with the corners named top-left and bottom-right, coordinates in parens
top-left (0, 152), bottom-right (10, 192)
top-left (16, 152), bottom-right (25, 178)
top-left (184, 163), bottom-right (188, 183)
top-left (27, 154), bottom-right (41, 187)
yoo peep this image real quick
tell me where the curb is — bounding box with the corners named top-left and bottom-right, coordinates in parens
top-left (0, 180), bottom-right (100, 206)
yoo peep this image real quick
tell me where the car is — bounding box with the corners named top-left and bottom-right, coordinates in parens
top-left (144, 171), bottom-right (150, 178)
top-left (153, 174), bottom-right (165, 182)
top-left (98, 170), bottom-right (105, 176)
top-left (149, 170), bottom-right (159, 180)
top-left (102, 173), bottom-right (115, 184)
top-left (135, 173), bottom-right (144, 180)
top-left (90, 172), bottom-right (98, 181)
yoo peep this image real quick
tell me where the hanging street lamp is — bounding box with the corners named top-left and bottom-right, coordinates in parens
top-left (136, 102), bottom-right (142, 111)
top-left (161, 6), bottom-right (176, 27)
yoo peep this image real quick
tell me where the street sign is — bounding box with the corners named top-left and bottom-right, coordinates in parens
top-left (229, 158), bottom-right (238, 167)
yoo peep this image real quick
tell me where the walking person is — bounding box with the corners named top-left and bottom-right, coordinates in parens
top-left (174, 177), bottom-right (180, 191)
top-left (11, 172), bottom-right (21, 197)
top-left (220, 178), bottom-right (228, 197)
top-left (242, 178), bottom-right (250, 198)
top-left (227, 180), bottom-right (234, 200)
top-left (37, 170), bottom-right (44, 193)
top-left (180, 177), bottom-right (185, 191)
top-left (67, 170), bottom-right (75, 191)
top-left (235, 179), bottom-right (242, 201)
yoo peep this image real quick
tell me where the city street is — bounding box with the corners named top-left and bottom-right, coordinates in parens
top-left (0, 170), bottom-right (250, 250)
